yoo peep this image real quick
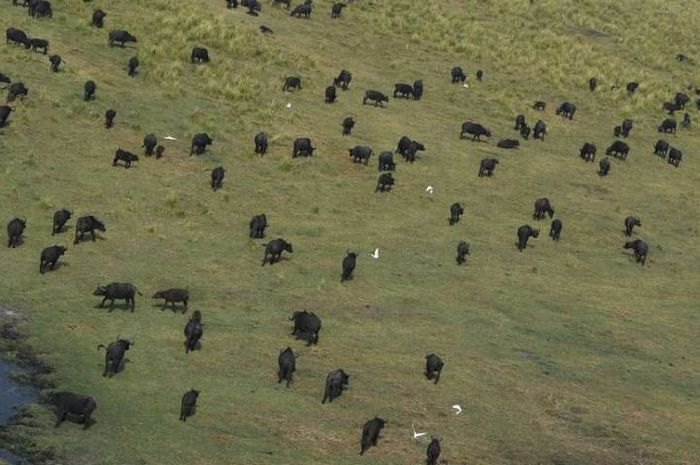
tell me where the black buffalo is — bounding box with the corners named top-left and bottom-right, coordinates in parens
top-left (456, 241), bottom-right (470, 265)
top-left (549, 219), bottom-right (562, 241)
top-left (520, 124), bottom-right (531, 140)
top-left (39, 245), bottom-right (67, 274)
top-left (589, 77), bottom-right (597, 92)
top-left (277, 347), bottom-right (296, 387)
top-left (451, 66), bottom-right (466, 83)
top-left (658, 118), bottom-right (677, 134)
top-left (413, 80), bottom-right (423, 100)
top-left (624, 216), bottom-right (641, 236)
top-left (254, 131), bottom-right (268, 155)
top-left (0, 73), bottom-right (10, 84)
top-left (497, 138), bottom-right (519, 149)
top-left (555, 101), bottom-right (576, 120)
top-left (262, 238), bottom-right (293, 265)
top-left (49, 54), bottom-right (61, 72)
top-left (681, 112), bottom-right (691, 129)
top-left (153, 288), bottom-right (189, 312)
top-left (363, 90), bottom-right (388, 107)
top-left (51, 392), bottom-right (97, 429)
top-left (449, 202), bottom-right (464, 225)
top-left (7, 217), bottom-right (26, 248)
top-left (190, 133), bottom-right (213, 155)
top-left (349, 145), bottom-right (372, 165)
top-left (533, 101), bottom-right (546, 111)
top-left (105, 109), bottom-right (116, 129)
top-left (74, 215), bottom-right (106, 244)
top-left (113, 148), bottom-right (139, 168)
top-left (460, 122), bottom-right (491, 141)
top-left (142, 134), bottom-right (157, 156)
top-left (478, 158), bottom-right (499, 177)
top-left (92, 9), bottom-right (106, 28)
top-left (330, 2), bottom-right (345, 18)
top-left (341, 250), bottom-right (357, 282)
top-left (674, 92), bottom-right (690, 109)
top-left (282, 76), bottom-right (302, 91)
top-left (375, 172), bottom-right (394, 193)
top-left (109, 30), bottom-right (137, 47)
top-left (94, 282), bottom-right (141, 311)
top-left (533, 120), bottom-right (547, 140)
top-left (606, 140), bottom-right (629, 160)
top-left (517, 225), bottom-right (539, 251)
top-left (620, 118), bottom-right (633, 137)
top-left (360, 417), bottom-right (387, 455)
top-left (668, 147), bottom-right (682, 167)
top-left (425, 353), bottom-right (443, 384)
top-left (514, 114), bottom-right (526, 130)
top-left (341, 117), bottom-right (355, 136)
top-left (427, 438), bottom-right (441, 465)
top-left (290, 310), bottom-right (321, 346)
top-left (7, 82), bottom-right (28, 102)
top-left (249, 214), bottom-right (268, 239)
top-left (333, 69), bottom-right (352, 90)
top-left (325, 85), bottom-right (337, 103)
top-left (97, 338), bottom-right (132, 377)
top-left (624, 239), bottom-right (648, 266)
top-left (155, 145), bottom-right (165, 159)
top-left (377, 151), bottom-right (395, 171)
top-left (476, 69), bottom-right (483, 81)
top-left (52, 208), bottom-right (72, 235)
top-left (292, 137), bottom-right (315, 157)
top-left (179, 389), bottom-right (199, 421)
top-left (393, 83), bottom-right (414, 99)
top-left (290, 3), bottom-right (312, 18)
top-left (30, 38), bottom-right (49, 54)
top-left (211, 166), bottom-right (225, 190)
top-left (533, 198), bottom-right (555, 219)
top-left (127, 56), bottom-right (139, 77)
top-left (6, 28), bottom-right (31, 48)
top-left (30, 0), bottom-right (52, 18)
top-left (84, 80), bottom-right (96, 101)
top-left (579, 142), bottom-right (596, 162)
top-left (626, 81), bottom-right (639, 94)
top-left (598, 157), bottom-right (610, 176)
top-left (184, 311), bottom-right (203, 353)
top-left (191, 47), bottom-right (210, 64)
top-left (0, 106), bottom-right (13, 127)
top-left (322, 369), bottom-right (350, 403)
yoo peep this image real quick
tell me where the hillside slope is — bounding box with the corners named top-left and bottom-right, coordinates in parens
top-left (1, 0), bottom-right (699, 464)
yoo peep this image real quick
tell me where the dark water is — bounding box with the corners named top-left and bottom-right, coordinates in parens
top-left (0, 359), bottom-right (38, 464)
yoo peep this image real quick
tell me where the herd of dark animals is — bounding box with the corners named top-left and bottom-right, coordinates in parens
top-left (0, 0), bottom-right (693, 460)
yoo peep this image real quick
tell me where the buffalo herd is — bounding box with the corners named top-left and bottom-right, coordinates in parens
top-left (1, 0), bottom-right (689, 461)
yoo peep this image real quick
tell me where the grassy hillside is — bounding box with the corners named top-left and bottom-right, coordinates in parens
top-left (1, 0), bottom-right (699, 464)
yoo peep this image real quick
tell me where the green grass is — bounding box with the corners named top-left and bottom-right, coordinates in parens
top-left (1, 0), bottom-right (700, 464)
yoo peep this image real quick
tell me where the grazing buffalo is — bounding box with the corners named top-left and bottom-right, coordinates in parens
top-left (51, 392), bottom-right (97, 429)
top-left (30, 38), bottom-right (49, 54)
top-left (460, 122), bottom-right (491, 141)
top-left (549, 219), bottom-right (562, 241)
top-left (427, 438), bottom-right (441, 465)
top-left (396, 136), bottom-right (425, 161)
top-left (0, 73), bottom-right (10, 84)
top-left (179, 389), bottom-right (199, 421)
top-left (620, 118), bottom-right (633, 137)
top-left (341, 250), bottom-right (357, 282)
top-left (330, 2), bottom-right (345, 18)
top-left (39, 245), bottom-right (67, 274)
top-left (211, 166), bottom-right (225, 190)
top-left (142, 134), bottom-right (157, 156)
top-left (0, 106), bottom-right (13, 127)
top-left (7, 218), bottom-right (26, 248)
top-left (517, 225), bottom-right (539, 251)
top-left (668, 147), bottom-right (682, 167)
top-left (249, 214), bottom-right (268, 239)
top-left (533, 198), bottom-right (555, 219)
top-left (84, 80), bottom-right (96, 101)
top-left (74, 215), bottom-right (106, 244)
top-left (606, 140), bottom-right (629, 160)
top-left (243, 0), bottom-right (261, 14)
top-left (425, 354), bottom-right (444, 384)
top-left (97, 338), bottom-right (132, 377)
top-left (277, 347), bottom-right (296, 387)
top-left (658, 118), bottom-right (677, 134)
top-left (626, 81), bottom-right (639, 94)
top-left (478, 158), bottom-right (499, 177)
top-left (349, 146), bottom-right (372, 165)
top-left (254, 131), bottom-right (268, 155)
top-left (113, 148), bottom-right (139, 168)
top-left (325, 85), bottom-right (337, 103)
top-left (497, 139), bottom-right (519, 149)
top-left (7, 82), bottom-right (28, 102)
top-left (49, 54), bottom-right (61, 72)
top-left (663, 100), bottom-right (681, 115)
top-left (282, 76), bottom-right (302, 92)
top-left (322, 369), bottom-right (350, 403)
top-left (108, 30), bottom-right (137, 47)
top-left (127, 56), bottom-right (139, 77)
top-left (579, 142), bottom-right (596, 162)
top-left (449, 203), bottom-right (464, 225)
top-left (589, 77), bottom-right (597, 92)
top-left (191, 47), bottom-right (210, 63)
top-left (375, 172), bottom-right (394, 193)
top-left (333, 69), bottom-right (352, 90)
top-left (30, 0), bottom-right (52, 17)
top-left (190, 133), bottom-right (213, 155)
top-left (184, 311), bottom-right (203, 353)
top-left (613, 125), bottom-right (622, 138)
top-left (681, 112), bottom-right (691, 129)
top-left (555, 101), bottom-right (576, 120)
top-left (514, 114), bottom-right (526, 130)
top-left (6, 28), bottom-right (31, 48)
top-left (105, 109), bottom-right (116, 128)
top-left (393, 83), bottom-right (414, 99)
top-left (598, 157), bottom-right (610, 176)
top-left (153, 288), bottom-right (189, 312)
top-left (292, 137), bottom-right (315, 157)
top-left (624, 216), bottom-right (641, 236)
top-left (363, 90), bottom-right (388, 107)
top-left (360, 417), bottom-right (387, 455)
top-left (451, 66), bottom-right (466, 83)
top-left (94, 282), bottom-right (141, 311)
top-left (413, 80), bottom-right (423, 100)
top-left (262, 238), bottom-right (293, 265)
top-left (533, 120), bottom-right (547, 140)
top-left (476, 69), bottom-right (483, 81)
top-left (456, 241), bottom-right (470, 265)
top-left (520, 124), bottom-right (531, 140)
top-left (377, 151), bottom-right (395, 171)
top-left (290, 310), bottom-right (321, 346)
top-left (52, 209), bottom-right (72, 235)
top-left (533, 101), bottom-right (546, 111)
top-left (92, 9), bottom-right (106, 28)
top-left (290, 4), bottom-right (312, 18)
top-left (674, 92), bottom-right (690, 109)
top-left (624, 239), bottom-right (648, 266)
top-left (341, 117), bottom-right (355, 136)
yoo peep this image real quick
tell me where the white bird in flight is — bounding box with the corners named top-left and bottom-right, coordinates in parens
top-left (426, 186), bottom-right (434, 194)
top-left (370, 248), bottom-right (379, 259)
top-left (286, 102), bottom-right (292, 108)
top-left (452, 404), bottom-right (463, 415)
top-left (412, 423), bottom-right (427, 440)
top-left (163, 136), bottom-right (177, 141)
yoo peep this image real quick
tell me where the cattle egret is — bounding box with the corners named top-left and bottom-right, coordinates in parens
top-left (164, 136), bottom-right (177, 141)
top-left (286, 102), bottom-right (292, 108)
top-left (412, 423), bottom-right (427, 440)
top-left (426, 186), bottom-right (434, 194)
top-left (452, 404), bottom-right (463, 415)
top-left (370, 248), bottom-right (379, 259)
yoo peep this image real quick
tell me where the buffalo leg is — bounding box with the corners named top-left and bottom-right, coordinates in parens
top-left (55, 409), bottom-right (67, 427)
top-left (100, 297), bottom-right (108, 307)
